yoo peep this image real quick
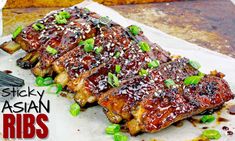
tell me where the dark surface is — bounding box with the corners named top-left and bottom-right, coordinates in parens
top-left (112, 0), bottom-right (235, 57)
top-left (3, 0), bottom-right (235, 57)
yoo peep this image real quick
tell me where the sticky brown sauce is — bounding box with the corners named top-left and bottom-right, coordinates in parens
top-left (227, 131), bottom-right (233, 135)
top-left (202, 127), bottom-right (208, 129)
top-left (185, 105), bottom-right (233, 138)
top-left (187, 116), bottom-right (229, 127)
top-left (173, 120), bottom-right (184, 127)
top-left (217, 117), bottom-right (229, 124)
top-left (187, 117), bottom-right (201, 127)
top-left (187, 106), bottom-right (228, 127)
top-left (60, 92), bottom-right (67, 98)
top-left (222, 126), bottom-right (229, 131)
top-left (228, 105), bottom-right (235, 115)
top-left (3, 70), bottom-right (12, 74)
top-left (120, 125), bottom-right (129, 133)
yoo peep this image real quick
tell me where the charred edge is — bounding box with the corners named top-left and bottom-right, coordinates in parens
top-left (0, 41), bottom-right (21, 54)
top-left (75, 98), bottom-right (98, 108)
top-left (197, 105), bottom-right (223, 115)
top-left (16, 52), bottom-right (40, 69)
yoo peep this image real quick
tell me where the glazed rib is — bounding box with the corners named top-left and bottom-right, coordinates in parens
top-left (31, 10), bottom-right (104, 76)
top-left (98, 58), bottom-right (199, 123)
top-left (3, 7), bottom-right (233, 136)
top-left (73, 33), bottom-right (171, 106)
top-left (52, 24), bottom-right (133, 87)
top-left (14, 7), bottom-right (89, 52)
top-left (15, 7), bottom-right (96, 70)
top-left (98, 58), bottom-right (234, 135)
top-left (126, 75), bottom-right (233, 135)
top-left (31, 17), bottom-right (98, 76)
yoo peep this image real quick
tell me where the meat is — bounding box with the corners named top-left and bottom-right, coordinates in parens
top-left (49, 19), bottom-right (170, 106)
top-left (98, 58), bottom-right (234, 135)
top-left (126, 76), bottom-right (234, 135)
top-left (31, 17), bottom-right (98, 76)
top-left (14, 7), bottom-right (96, 70)
top-left (73, 33), bottom-right (171, 106)
top-left (52, 24), bottom-right (133, 87)
top-left (99, 58), bottom-right (199, 123)
top-left (14, 7), bottom-right (90, 52)
top-left (2, 7), bottom-right (233, 136)
top-left (31, 10), bottom-right (105, 76)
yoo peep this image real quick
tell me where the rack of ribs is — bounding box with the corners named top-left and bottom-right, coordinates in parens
top-left (71, 31), bottom-right (171, 106)
top-left (98, 58), bottom-right (199, 123)
top-left (98, 58), bottom-right (234, 135)
top-left (14, 7), bottom-right (91, 69)
top-left (15, 7), bottom-right (101, 71)
top-left (126, 75), bottom-right (234, 135)
top-left (31, 10), bottom-right (105, 76)
top-left (14, 7), bottom-right (87, 53)
top-left (31, 17), bottom-right (98, 76)
top-left (1, 7), bottom-right (234, 136)
top-left (52, 24), bottom-right (134, 87)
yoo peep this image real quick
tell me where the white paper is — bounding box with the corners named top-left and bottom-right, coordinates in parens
top-left (0, 1), bottom-right (235, 141)
top-left (231, 0), bottom-right (235, 5)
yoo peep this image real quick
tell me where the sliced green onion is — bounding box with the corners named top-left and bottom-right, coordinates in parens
top-left (201, 129), bottom-right (221, 140)
top-left (184, 75), bottom-right (203, 85)
top-left (79, 38), bottom-right (95, 52)
top-left (70, 103), bottom-right (80, 117)
top-left (108, 72), bottom-right (119, 87)
top-left (148, 60), bottom-right (160, 69)
top-left (84, 44), bottom-right (94, 52)
top-left (55, 84), bottom-right (62, 94)
top-left (114, 133), bottom-right (128, 141)
top-left (47, 84), bottom-right (62, 94)
top-left (35, 76), bottom-right (44, 86)
top-left (201, 115), bottom-right (215, 123)
top-left (36, 76), bottom-right (54, 87)
top-left (59, 11), bottom-right (71, 19)
top-left (46, 45), bottom-right (58, 55)
top-left (83, 38), bottom-right (95, 52)
top-left (43, 77), bottom-right (54, 86)
top-left (105, 124), bottom-right (120, 135)
top-left (79, 41), bottom-right (85, 46)
top-left (129, 25), bottom-right (141, 36)
top-left (55, 15), bottom-right (67, 24)
top-left (95, 46), bottom-right (103, 54)
top-left (99, 16), bottom-right (111, 25)
top-left (139, 68), bottom-right (148, 77)
top-left (115, 65), bottom-right (121, 73)
top-left (139, 41), bottom-right (150, 52)
top-left (85, 38), bottom-right (95, 45)
top-left (198, 72), bottom-right (205, 77)
top-left (12, 26), bottom-right (23, 39)
top-left (114, 51), bottom-right (121, 58)
top-left (164, 79), bottom-right (176, 88)
top-left (189, 60), bottom-right (201, 70)
top-left (32, 23), bottom-right (45, 31)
